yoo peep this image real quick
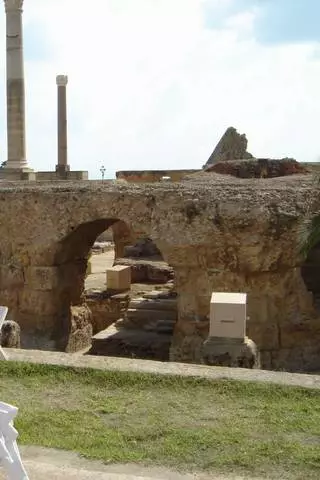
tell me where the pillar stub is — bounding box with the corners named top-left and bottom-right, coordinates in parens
top-left (56, 75), bottom-right (68, 87)
top-left (4, 0), bottom-right (23, 12)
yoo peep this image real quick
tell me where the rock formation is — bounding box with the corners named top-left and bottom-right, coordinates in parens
top-left (206, 158), bottom-right (307, 178)
top-left (0, 321), bottom-right (21, 348)
top-left (204, 127), bottom-right (253, 169)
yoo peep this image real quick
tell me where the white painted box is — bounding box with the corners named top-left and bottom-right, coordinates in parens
top-left (209, 292), bottom-right (247, 339)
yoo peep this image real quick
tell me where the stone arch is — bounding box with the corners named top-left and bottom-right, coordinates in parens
top-left (52, 217), bottom-right (177, 354)
top-left (111, 220), bottom-right (136, 259)
top-left (51, 218), bottom-right (135, 351)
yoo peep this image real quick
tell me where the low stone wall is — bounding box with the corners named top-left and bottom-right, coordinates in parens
top-left (36, 171), bottom-right (89, 181)
top-left (115, 258), bottom-right (174, 284)
top-left (85, 291), bottom-right (130, 335)
top-left (1, 177), bottom-right (320, 373)
top-left (206, 158), bottom-right (307, 178)
top-left (116, 169), bottom-right (199, 183)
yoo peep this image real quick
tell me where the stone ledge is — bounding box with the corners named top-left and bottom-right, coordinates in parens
top-left (0, 168), bottom-right (36, 181)
top-left (2, 348), bottom-right (320, 390)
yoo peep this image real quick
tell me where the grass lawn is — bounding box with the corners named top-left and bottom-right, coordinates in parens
top-left (0, 362), bottom-right (319, 479)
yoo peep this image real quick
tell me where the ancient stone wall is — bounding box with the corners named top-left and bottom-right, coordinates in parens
top-left (207, 158), bottom-right (307, 178)
top-left (204, 127), bottom-right (253, 169)
top-left (85, 291), bottom-right (130, 335)
top-left (116, 170), bottom-right (199, 183)
top-left (0, 176), bottom-right (318, 372)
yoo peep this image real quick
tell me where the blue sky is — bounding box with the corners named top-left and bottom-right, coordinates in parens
top-left (204, 0), bottom-right (320, 45)
top-left (1, 0), bottom-right (320, 179)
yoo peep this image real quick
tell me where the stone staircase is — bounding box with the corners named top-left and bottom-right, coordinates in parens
top-left (89, 290), bottom-right (177, 361)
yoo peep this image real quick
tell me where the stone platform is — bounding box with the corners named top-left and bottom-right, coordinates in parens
top-left (0, 167), bottom-right (36, 181)
top-left (3, 349), bottom-right (320, 390)
top-left (90, 290), bottom-right (177, 360)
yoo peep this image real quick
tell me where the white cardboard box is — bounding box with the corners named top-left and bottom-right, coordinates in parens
top-left (209, 292), bottom-right (247, 339)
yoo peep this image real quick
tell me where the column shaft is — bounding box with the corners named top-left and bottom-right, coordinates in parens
top-left (56, 75), bottom-right (69, 174)
top-left (5, 2), bottom-right (27, 169)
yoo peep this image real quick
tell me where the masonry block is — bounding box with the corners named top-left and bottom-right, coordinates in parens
top-left (107, 265), bottom-right (131, 291)
top-left (25, 266), bottom-right (59, 291)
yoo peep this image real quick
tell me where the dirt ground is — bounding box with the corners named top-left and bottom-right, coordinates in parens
top-left (0, 446), bottom-right (266, 480)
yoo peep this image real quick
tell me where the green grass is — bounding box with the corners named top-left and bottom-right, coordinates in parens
top-left (0, 362), bottom-right (320, 479)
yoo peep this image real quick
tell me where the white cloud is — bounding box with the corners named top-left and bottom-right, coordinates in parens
top-left (1, 0), bottom-right (320, 178)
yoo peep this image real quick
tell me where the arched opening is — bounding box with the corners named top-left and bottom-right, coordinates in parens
top-left (301, 242), bottom-right (320, 312)
top-left (54, 218), bottom-right (177, 360)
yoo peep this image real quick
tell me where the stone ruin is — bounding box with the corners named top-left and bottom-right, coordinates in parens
top-left (204, 127), bottom-right (253, 169)
top-left (207, 157), bottom-right (307, 178)
top-left (0, 177), bottom-right (319, 373)
top-left (0, 320), bottom-right (21, 348)
top-left (85, 232), bottom-right (176, 361)
top-left (203, 127), bottom-right (307, 178)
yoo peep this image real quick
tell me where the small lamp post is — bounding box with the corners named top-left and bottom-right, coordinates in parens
top-left (100, 165), bottom-right (106, 181)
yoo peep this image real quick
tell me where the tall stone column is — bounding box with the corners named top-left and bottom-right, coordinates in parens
top-left (56, 75), bottom-right (70, 177)
top-left (3, 0), bottom-right (29, 171)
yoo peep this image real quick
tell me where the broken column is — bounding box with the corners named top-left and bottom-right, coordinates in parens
top-left (202, 292), bottom-right (260, 368)
top-left (1, 0), bottom-right (34, 179)
top-left (56, 75), bottom-right (70, 178)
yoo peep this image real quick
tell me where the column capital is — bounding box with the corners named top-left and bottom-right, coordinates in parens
top-left (56, 75), bottom-right (68, 87)
top-left (4, 0), bottom-right (24, 12)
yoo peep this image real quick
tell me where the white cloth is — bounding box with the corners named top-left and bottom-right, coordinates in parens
top-left (0, 402), bottom-right (29, 479)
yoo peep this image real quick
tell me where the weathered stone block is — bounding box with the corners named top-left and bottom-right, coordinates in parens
top-left (280, 321), bottom-right (320, 349)
top-left (204, 127), bottom-right (253, 168)
top-left (64, 305), bottom-right (93, 353)
top-left (0, 290), bottom-right (19, 313)
top-left (0, 320), bottom-right (21, 348)
top-left (85, 291), bottom-right (130, 334)
top-left (19, 289), bottom-right (60, 315)
top-left (24, 266), bottom-right (59, 291)
top-left (206, 158), bottom-right (307, 178)
top-left (15, 313), bottom-right (56, 333)
top-left (0, 265), bottom-right (24, 289)
top-left (202, 336), bottom-right (260, 369)
top-left (247, 322), bottom-right (280, 350)
top-left (107, 265), bottom-right (131, 291)
top-left (114, 258), bottom-right (173, 284)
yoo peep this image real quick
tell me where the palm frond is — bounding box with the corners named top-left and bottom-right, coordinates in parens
top-left (298, 214), bottom-right (320, 258)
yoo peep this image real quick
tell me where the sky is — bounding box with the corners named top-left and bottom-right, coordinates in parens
top-left (0, 0), bottom-right (320, 179)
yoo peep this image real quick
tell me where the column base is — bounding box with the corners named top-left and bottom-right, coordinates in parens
top-left (0, 167), bottom-right (36, 181)
top-left (37, 170), bottom-right (88, 181)
top-left (201, 336), bottom-right (261, 369)
top-left (55, 164), bottom-right (70, 179)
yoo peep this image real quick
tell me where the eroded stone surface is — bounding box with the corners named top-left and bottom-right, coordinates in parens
top-left (0, 320), bottom-right (21, 348)
top-left (204, 127), bottom-right (253, 169)
top-left (114, 257), bottom-right (174, 284)
top-left (207, 158), bottom-right (307, 178)
top-left (202, 336), bottom-right (260, 369)
top-left (0, 176), bottom-right (317, 371)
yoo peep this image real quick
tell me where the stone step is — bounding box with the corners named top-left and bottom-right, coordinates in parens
top-left (129, 298), bottom-right (177, 311)
top-left (143, 320), bottom-right (175, 334)
top-left (142, 290), bottom-right (177, 300)
top-left (125, 308), bottom-right (177, 322)
top-left (90, 325), bottom-right (171, 361)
